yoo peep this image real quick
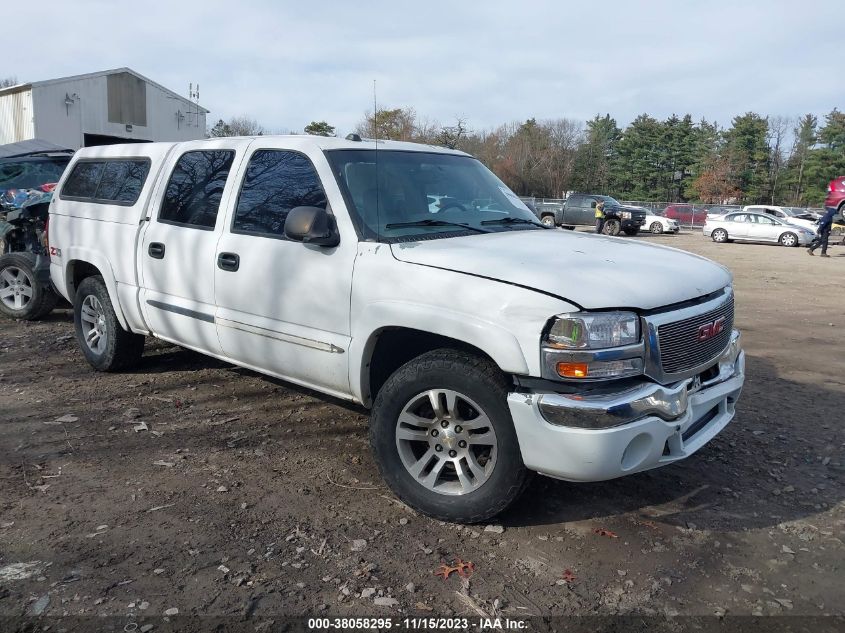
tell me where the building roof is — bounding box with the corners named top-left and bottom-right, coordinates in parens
top-left (0, 67), bottom-right (209, 113)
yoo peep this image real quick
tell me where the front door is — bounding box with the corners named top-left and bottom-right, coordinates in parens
top-left (213, 147), bottom-right (356, 397)
top-left (139, 142), bottom-right (244, 353)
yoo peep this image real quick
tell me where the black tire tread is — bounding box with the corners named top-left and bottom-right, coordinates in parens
top-left (74, 276), bottom-right (144, 371)
top-left (371, 348), bottom-right (532, 524)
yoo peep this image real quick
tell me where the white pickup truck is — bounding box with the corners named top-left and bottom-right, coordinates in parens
top-left (49, 136), bottom-right (745, 522)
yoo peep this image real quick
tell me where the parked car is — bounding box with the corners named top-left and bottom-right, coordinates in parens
top-left (49, 137), bottom-right (745, 523)
top-left (741, 205), bottom-right (818, 233)
top-left (663, 203), bottom-right (707, 227)
top-left (825, 176), bottom-right (845, 218)
top-left (535, 194), bottom-right (646, 236)
top-left (704, 211), bottom-right (815, 247)
top-left (639, 211), bottom-right (679, 234)
top-left (0, 150), bottom-right (73, 320)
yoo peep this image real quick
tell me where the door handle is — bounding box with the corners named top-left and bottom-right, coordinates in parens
top-left (148, 242), bottom-right (165, 259)
top-left (217, 252), bottom-right (240, 272)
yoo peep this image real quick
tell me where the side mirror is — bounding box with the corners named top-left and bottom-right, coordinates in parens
top-left (590, 201), bottom-right (597, 208)
top-left (284, 206), bottom-right (339, 247)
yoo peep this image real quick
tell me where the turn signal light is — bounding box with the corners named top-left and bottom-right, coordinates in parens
top-left (557, 362), bottom-right (589, 378)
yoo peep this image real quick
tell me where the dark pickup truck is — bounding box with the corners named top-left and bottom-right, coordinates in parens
top-left (536, 194), bottom-right (646, 236)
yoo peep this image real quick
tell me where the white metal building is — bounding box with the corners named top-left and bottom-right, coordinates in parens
top-left (0, 68), bottom-right (208, 150)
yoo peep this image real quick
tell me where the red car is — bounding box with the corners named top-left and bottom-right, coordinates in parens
top-left (825, 176), bottom-right (845, 216)
top-left (663, 203), bottom-right (708, 227)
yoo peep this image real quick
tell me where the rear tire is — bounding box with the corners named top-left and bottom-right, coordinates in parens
top-left (779, 232), bottom-right (798, 247)
top-left (650, 221), bottom-right (663, 234)
top-left (602, 218), bottom-right (621, 236)
top-left (712, 228), bottom-right (728, 243)
top-left (0, 252), bottom-right (58, 321)
top-left (370, 349), bottom-right (531, 523)
top-left (73, 276), bottom-right (144, 371)
top-left (540, 215), bottom-right (555, 227)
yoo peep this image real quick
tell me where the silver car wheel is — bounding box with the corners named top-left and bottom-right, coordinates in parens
top-left (712, 228), bottom-right (728, 243)
top-left (541, 215), bottom-right (555, 227)
top-left (80, 294), bottom-right (109, 355)
top-left (650, 221), bottom-right (663, 234)
top-left (395, 389), bottom-right (498, 496)
top-left (780, 232), bottom-right (797, 247)
top-left (0, 265), bottom-right (34, 311)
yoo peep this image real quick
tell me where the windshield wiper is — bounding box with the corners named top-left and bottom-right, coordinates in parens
top-left (480, 217), bottom-right (546, 228)
top-left (384, 219), bottom-right (491, 233)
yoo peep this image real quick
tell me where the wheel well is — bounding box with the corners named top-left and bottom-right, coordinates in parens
top-left (366, 328), bottom-right (501, 404)
top-left (67, 260), bottom-right (102, 298)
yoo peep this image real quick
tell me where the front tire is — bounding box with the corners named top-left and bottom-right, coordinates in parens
top-left (0, 252), bottom-right (58, 321)
top-left (712, 228), bottom-right (728, 243)
top-left (779, 232), bottom-right (798, 247)
top-left (370, 349), bottom-right (531, 523)
top-left (602, 218), bottom-right (621, 236)
top-left (73, 276), bottom-right (145, 371)
top-left (650, 221), bottom-right (663, 234)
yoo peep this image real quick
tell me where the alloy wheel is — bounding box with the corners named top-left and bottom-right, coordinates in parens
top-left (80, 294), bottom-right (109, 355)
top-left (395, 389), bottom-right (498, 496)
top-left (0, 265), bottom-right (33, 311)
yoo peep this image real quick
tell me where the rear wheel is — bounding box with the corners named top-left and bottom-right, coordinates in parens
top-left (540, 215), bottom-right (555, 227)
top-left (602, 218), bottom-right (621, 236)
top-left (650, 221), bottom-right (663, 234)
top-left (779, 232), bottom-right (798, 247)
top-left (712, 228), bottom-right (728, 243)
top-left (0, 252), bottom-right (58, 320)
top-left (370, 349), bottom-right (531, 523)
top-left (73, 276), bottom-right (145, 371)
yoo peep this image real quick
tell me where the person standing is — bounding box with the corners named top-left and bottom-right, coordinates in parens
top-left (807, 207), bottom-right (836, 257)
top-left (595, 200), bottom-right (606, 234)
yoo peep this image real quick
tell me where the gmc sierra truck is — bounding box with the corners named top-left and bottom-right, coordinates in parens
top-left (537, 194), bottom-right (647, 235)
top-left (49, 136), bottom-right (745, 523)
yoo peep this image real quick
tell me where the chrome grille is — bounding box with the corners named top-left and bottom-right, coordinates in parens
top-left (657, 294), bottom-right (734, 374)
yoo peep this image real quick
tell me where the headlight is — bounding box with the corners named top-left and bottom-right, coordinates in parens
top-left (546, 312), bottom-right (640, 350)
top-left (621, 211), bottom-right (632, 219)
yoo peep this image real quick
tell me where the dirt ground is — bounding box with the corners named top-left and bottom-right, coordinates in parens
top-left (1, 231), bottom-right (844, 627)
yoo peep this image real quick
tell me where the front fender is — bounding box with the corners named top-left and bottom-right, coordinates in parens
top-left (349, 300), bottom-right (530, 404)
top-left (61, 247), bottom-right (129, 330)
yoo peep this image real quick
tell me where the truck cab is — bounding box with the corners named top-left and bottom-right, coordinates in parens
top-left (48, 136), bottom-right (745, 523)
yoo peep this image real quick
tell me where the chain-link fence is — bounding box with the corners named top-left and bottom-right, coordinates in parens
top-left (520, 197), bottom-right (825, 229)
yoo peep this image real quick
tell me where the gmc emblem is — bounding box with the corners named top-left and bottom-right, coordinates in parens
top-left (697, 317), bottom-right (726, 342)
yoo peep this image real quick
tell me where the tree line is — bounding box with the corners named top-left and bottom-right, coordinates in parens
top-left (351, 108), bottom-right (845, 207)
top-left (208, 107), bottom-right (845, 207)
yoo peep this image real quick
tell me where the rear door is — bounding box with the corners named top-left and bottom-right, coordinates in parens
top-left (212, 144), bottom-right (357, 397)
top-left (139, 140), bottom-right (248, 353)
top-left (725, 213), bottom-right (750, 238)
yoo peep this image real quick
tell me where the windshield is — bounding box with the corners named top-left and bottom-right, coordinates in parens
top-left (325, 149), bottom-right (543, 242)
top-left (596, 195), bottom-right (621, 206)
top-left (0, 157), bottom-right (70, 190)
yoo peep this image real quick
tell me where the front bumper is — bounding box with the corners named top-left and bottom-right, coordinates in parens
top-left (508, 331), bottom-right (745, 482)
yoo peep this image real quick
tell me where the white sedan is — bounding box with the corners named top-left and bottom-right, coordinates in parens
top-left (642, 213), bottom-right (679, 234)
top-left (704, 211), bottom-right (815, 247)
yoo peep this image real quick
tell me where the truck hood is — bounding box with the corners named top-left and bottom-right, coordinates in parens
top-left (390, 230), bottom-right (731, 311)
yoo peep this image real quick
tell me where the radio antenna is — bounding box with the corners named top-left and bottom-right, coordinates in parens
top-left (373, 79), bottom-right (380, 242)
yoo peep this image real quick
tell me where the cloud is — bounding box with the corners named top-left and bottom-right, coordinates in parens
top-left (7, 0), bottom-right (841, 135)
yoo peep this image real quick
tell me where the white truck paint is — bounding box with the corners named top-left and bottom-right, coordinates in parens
top-left (49, 135), bottom-right (745, 522)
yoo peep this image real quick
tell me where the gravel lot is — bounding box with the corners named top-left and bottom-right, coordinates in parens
top-left (1, 231), bottom-right (843, 624)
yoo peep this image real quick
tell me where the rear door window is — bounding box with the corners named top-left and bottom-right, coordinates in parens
top-left (159, 150), bottom-right (235, 229)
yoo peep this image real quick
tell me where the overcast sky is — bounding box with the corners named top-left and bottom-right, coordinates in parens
top-left (7, 0), bottom-right (842, 135)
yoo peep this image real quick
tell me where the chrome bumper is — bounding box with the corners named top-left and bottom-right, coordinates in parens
top-left (507, 330), bottom-right (744, 482)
